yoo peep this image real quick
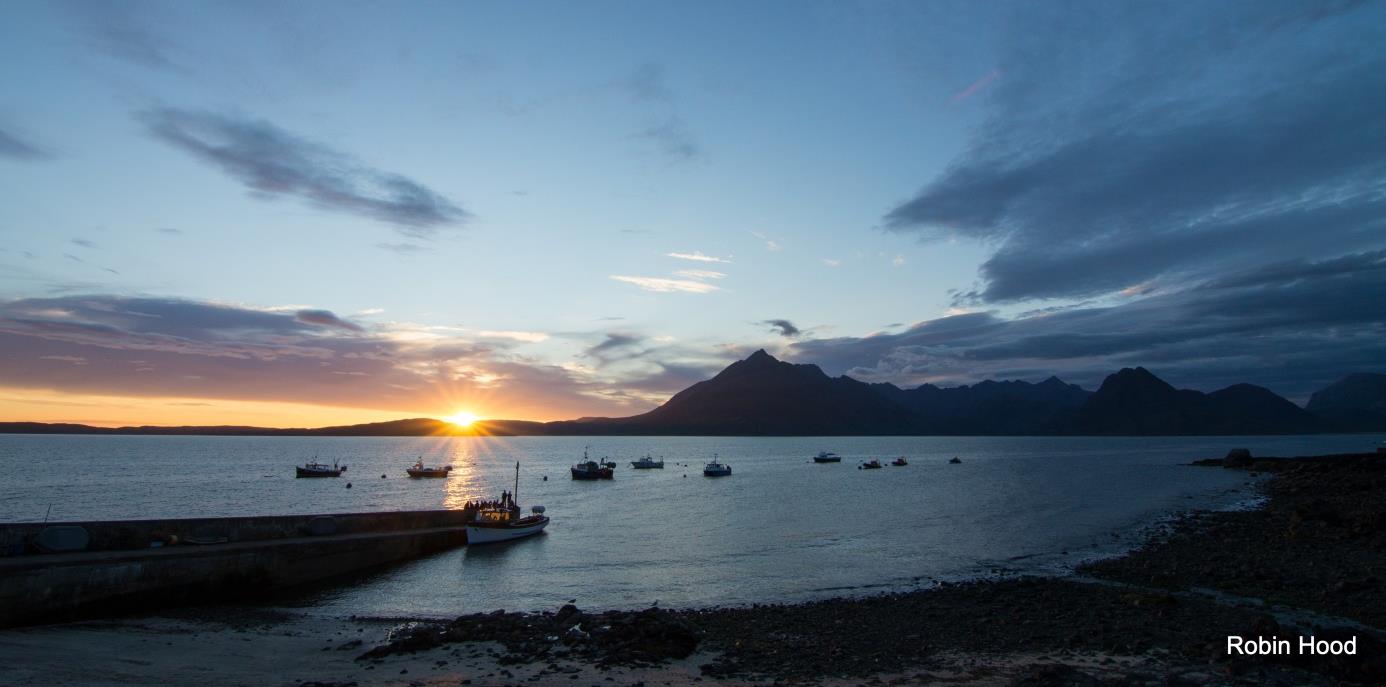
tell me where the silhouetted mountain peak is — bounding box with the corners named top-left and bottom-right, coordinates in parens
top-left (1097, 367), bottom-right (1177, 396)
top-left (1307, 372), bottom-right (1386, 431)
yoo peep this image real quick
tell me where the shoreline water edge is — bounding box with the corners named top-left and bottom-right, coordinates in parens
top-left (1, 451), bottom-right (1383, 686)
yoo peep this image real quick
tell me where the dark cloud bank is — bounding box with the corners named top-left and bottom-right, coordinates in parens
top-left (845, 1), bottom-right (1386, 400)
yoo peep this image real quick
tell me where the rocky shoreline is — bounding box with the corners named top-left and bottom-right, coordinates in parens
top-left (349, 450), bottom-right (1386, 685)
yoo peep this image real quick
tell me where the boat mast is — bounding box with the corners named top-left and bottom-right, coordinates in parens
top-left (513, 461), bottom-right (520, 504)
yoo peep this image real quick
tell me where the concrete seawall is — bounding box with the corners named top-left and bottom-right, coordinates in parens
top-left (0, 509), bottom-right (475, 627)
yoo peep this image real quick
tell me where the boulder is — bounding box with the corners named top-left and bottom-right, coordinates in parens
top-left (1224, 448), bottom-right (1253, 468)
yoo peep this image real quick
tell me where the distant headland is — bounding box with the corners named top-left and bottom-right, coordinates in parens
top-left (3, 351), bottom-right (1384, 437)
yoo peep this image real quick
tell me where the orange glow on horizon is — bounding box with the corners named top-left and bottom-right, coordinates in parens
top-left (0, 387), bottom-right (524, 429)
top-left (445, 410), bottom-right (482, 427)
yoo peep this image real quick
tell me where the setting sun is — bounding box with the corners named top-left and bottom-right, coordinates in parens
top-left (446, 411), bottom-right (481, 427)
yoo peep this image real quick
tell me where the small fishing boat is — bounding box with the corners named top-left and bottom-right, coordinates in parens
top-left (703, 455), bottom-right (732, 477)
top-left (466, 462), bottom-right (550, 544)
top-left (296, 459), bottom-right (346, 478)
top-left (571, 448), bottom-right (615, 480)
top-left (406, 458), bottom-right (453, 478)
top-left (858, 459), bottom-right (883, 470)
top-left (631, 454), bottom-right (664, 469)
top-left (812, 451), bottom-right (842, 463)
top-left (949, 457), bottom-right (963, 464)
top-left (891, 457), bottom-right (908, 466)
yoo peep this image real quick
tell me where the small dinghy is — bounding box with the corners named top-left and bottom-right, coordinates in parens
top-left (949, 457), bottom-right (963, 464)
top-left (858, 459), bottom-right (883, 470)
top-left (891, 457), bottom-right (908, 466)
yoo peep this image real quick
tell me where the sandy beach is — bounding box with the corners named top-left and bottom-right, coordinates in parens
top-left (2, 452), bottom-right (1383, 686)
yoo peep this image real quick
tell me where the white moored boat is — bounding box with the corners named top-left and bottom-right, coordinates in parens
top-left (465, 462), bottom-right (550, 545)
top-left (812, 451), bottom-right (842, 463)
top-left (631, 454), bottom-right (664, 469)
top-left (703, 454), bottom-right (732, 477)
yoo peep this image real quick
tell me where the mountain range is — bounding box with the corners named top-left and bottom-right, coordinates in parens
top-left (3, 351), bottom-right (1384, 436)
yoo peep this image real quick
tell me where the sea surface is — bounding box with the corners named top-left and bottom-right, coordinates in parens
top-left (2, 434), bottom-right (1382, 617)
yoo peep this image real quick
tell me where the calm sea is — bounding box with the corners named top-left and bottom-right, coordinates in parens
top-left (2, 434), bottom-right (1381, 617)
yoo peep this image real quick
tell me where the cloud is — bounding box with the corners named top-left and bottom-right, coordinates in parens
top-left (584, 333), bottom-right (645, 363)
top-left (155, 227), bottom-right (182, 235)
top-left (0, 295), bottom-right (708, 420)
top-left (610, 275), bottom-right (721, 294)
top-left (638, 118), bottom-right (699, 161)
top-left (751, 231), bottom-right (782, 252)
top-left (884, 2), bottom-right (1386, 304)
top-left (139, 108), bottom-right (468, 235)
top-left (822, 258), bottom-right (841, 268)
top-left (762, 319), bottom-right (801, 338)
top-left (293, 309), bottom-right (363, 332)
top-left (672, 269), bottom-right (726, 280)
top-left (375, 242), bottom-right (427, 255)
top-left (666, 251), bottom-right (730, 264)
top-left (475, 330), bottom-right (549, 343)
top-left (950, 68), bottom-right (1001, 105)
top-left (0, 127), bottom-right (50, 161)
top-left (891, 255), bottom-right (906, 268)
top-left (40, 355), bottom-right (88, 365)
top-left (71, 238), bottom-right (97, 248)
top-left (627, 62), bottom-right (671, 102)
top-left (790, 249), bottom-right (1386, 400)
top-left (71, 0), bottom-right (184, 72)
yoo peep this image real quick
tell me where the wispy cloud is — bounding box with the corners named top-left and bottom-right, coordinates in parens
top-left (762, 319), bottom-right (801, 338)
top-left (0, 126), bottom-right (50, 161)
top-left (751, 231), bottom-right (782, 252)
top-left (73, 0), bottom-right (185, 72)
top-left (627, 62), bottom-right (671, 102)
top-left (950, 68), bottom-right (1001, 105)
top-left (666, 251), bottom-right (730, 264)
top-left (139, 108), bottom-right (469, 235)
top-left (610, 275), bottom-right (721, 293)
top-left (638, 118), bottom-right (699, 161)
top-left (294, 309), bottom-right (364, 332)
top-left (475, 330), bottom-right (549, 343)
top-left (673, 269), bottom-right (726, 280)
top-left (71, 238), bottom-right (97, 249)
top-left (822, 258), bottom-right (841, 268)
top-left (376, 242), bottom-right (428, 255)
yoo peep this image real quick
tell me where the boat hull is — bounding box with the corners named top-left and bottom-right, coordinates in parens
top-left (296, 468), bottom-right (343, 478)
top-left (406, 469), bottom-right (450, 478)
top-left (465, 517), bottom-right (549, 544)
top-left (812, 458), bottom-right (841, 463)
top-left (570, 468), bottom-right (614, 479)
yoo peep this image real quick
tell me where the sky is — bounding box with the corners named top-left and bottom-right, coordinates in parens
top-left (1, 0), bottom-right (1384, 427)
